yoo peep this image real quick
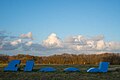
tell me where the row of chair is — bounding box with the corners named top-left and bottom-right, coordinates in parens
top-left (4, 60), bottom-right (109, 72)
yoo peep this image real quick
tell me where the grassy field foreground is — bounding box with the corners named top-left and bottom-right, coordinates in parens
top-left (0, 64), bottom-right (120, 80)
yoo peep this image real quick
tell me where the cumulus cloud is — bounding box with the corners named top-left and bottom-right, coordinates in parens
top-left (96, 40), bottom-right (106, 50)
top-left (25, 41), bottom-right (33, 46)
top-left (0, 31), bottom-right (34, 51)
top-left (86, 40), bottom-right (96, 49)
top-left (21, 43), bottom-right (46, 51)
top-left (41, 33), bottom-right (120, 54)
top-left (42, 33), bottom-right (63, 48)
top-left (63, 35), bottom-right (87, 50)
top-left (10, 39), bottom-right (22, 46)
top-left (63, 34), bottom-right (119, 51)
top-left (0, 31), bottom-right (8, 45)
top-left (1, 42), bottom-right (20, 50)
top-left (0, 31), bottom-right (120, 56)
top-left (107, 41), bottom-right (120, 50)
top-left (20, 32), bottom-right (33, 40)
top-left (90, 35), bottom-right (104, 41)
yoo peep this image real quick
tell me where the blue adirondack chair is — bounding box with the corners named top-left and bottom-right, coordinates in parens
top-left (87, 62), bottom-right (110, 72)
top-left (4, 60), bottom-right (21, 72)
top-left (24, 60), bottom-right (34, 72)
top-left (64, 67), bottom-right (80, 72)
top-left (39, 67), bottom-right (56, 72)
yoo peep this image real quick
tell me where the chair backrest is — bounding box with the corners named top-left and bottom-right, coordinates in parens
top-left (4, 60), bottom-right (21, 71)
top-left (8, 60), bottom-right (21, 67)
top-left (24, 60), bottom-right (34, 71)
top-left (98, 62), bottom-right (109, 72)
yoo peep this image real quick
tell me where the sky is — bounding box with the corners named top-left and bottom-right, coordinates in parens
top-left (0, 0), bottom-right (120, 56)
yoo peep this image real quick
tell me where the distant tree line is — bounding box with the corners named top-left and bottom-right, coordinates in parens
top-left (0, 53), bottom-right (120, 65)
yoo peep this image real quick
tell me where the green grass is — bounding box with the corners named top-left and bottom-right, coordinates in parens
top-left (0, 64), bottom-right (120, 80)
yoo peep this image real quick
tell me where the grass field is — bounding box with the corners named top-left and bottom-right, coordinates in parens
top-left (0, 64), bottom-right (120, 80)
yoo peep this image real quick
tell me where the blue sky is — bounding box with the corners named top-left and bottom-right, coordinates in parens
top-left (0, 0), bottom-right (120, 42)
top-left (0, 0), bottom-right (120, 55)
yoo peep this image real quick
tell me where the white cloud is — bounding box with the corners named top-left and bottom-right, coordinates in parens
top-left (91, 35), bottom-right (104, 41)
top-left (107, 41), bottom-right (120, 50)
top-left (63, 34), bottom-right (118, 51)
top-left (96, 40), bottom-right (106, 50)
top-left (42, 33), bottom-right (63, 48)
top-left (21, 43), bottom-right (46, 51)
top-left (0, 32), bottom-right (120, 56)
top-left (25, 41), bottom-right (33, 46)
top-left (86, 40), bottom-right (96, 48)
top-left (20, 32), bottom-right (33, 39)
top-left (0, 31), bottom-right (8, 45)
top-left (64, 35), bottom-right (86, 44)
top-left (63, 35), bottom-right (86, 50)
top-left (1, 42), bottom-right (20, 50)
top-left (10, 39), bottom-right (22, 46)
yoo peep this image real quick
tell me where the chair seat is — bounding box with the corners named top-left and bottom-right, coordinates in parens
top-left (87, 62), bottom-right (109, 73)
top-left (39, 67), bottom-right (56, 72)
top-left (64, 67), bottom-right (80, 72)
top-left (87, 68), bottom-right (99, 72)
